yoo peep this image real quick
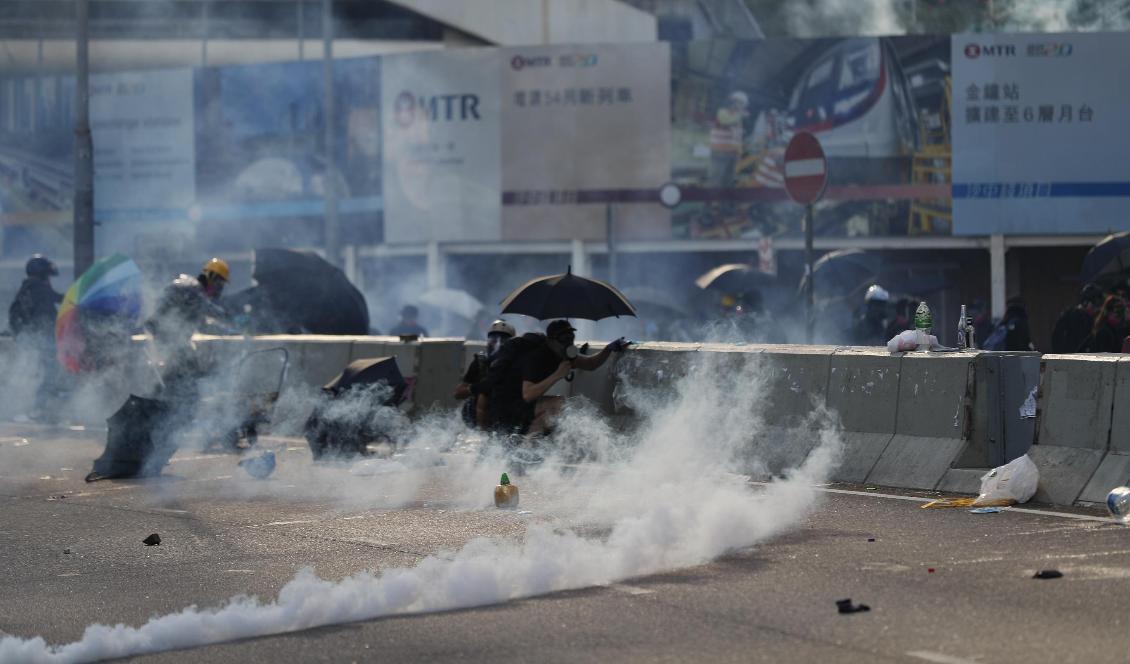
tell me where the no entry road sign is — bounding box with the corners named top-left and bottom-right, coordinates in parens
top-left (784, 132), bottom-right (828, 206)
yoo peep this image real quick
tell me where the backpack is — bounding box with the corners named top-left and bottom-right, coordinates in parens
top-left (487, 333), bottom-right (548, 383)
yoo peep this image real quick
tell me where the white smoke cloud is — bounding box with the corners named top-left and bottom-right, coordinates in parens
top-left (0, 351), bottom-right (842, 663)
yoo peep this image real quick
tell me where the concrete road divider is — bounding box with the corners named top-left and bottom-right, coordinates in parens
top-left (825, 348), bottom-right (900, 483)
top-left (1029, 354), bottom-right (1119, 505)
top-left (866, 351), bottom-right (980, 491)
top-left (1077, 355), bottom-right (1130, 503)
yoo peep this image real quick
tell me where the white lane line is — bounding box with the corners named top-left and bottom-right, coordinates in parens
top-left (261, 520), bottom-right (317, 526)
top-left (814, 486), bottom-right (1117, 524)
top-left (907, 650), bottom-right (981, 664)
top-left (609, 583), bottom-right (654, 596)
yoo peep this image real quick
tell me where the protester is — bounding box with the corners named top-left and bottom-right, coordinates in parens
top-left (852, 285), bottom-right (890, 346)
top-left (454, 319), bottom-right (515, 429)
top-left (1088, 294), bottom-right (1127, 353)
top-left (486, 320), bottom-right (628, 437)
top-left (144, 258), bottom-right (231, 395)
top-left (1051, 284), bottom-right (1104, 353)
top-left (708, 91), bottom-right (749, 188)
top-left (884, 297), bottom-right (915, 341)
top-left (982, 297), bottom-right (1033, 351)
top-left (7, 254), bottom-right (64, 418)
top-left (389, 305), bottom-right (428, 337)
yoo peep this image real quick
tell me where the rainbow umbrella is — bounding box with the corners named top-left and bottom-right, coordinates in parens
top-left (56, 254), bottom-right (143, 373)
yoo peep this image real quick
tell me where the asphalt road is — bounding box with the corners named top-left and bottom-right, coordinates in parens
top-left (2, 422), bottom-right (1129, 663)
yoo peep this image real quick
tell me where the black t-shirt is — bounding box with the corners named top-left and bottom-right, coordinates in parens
top-left (522, 344), bottom-right (563, 385)
top-left (462, 353), bottom-right (488, 394)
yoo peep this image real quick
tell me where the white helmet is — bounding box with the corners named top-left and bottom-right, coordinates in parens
top-left (729, 91), bottom-right (749, 106)
top-left (487, 319), bottom-right (516, 338)
top-left (864, 284), bottom-right (890, 302)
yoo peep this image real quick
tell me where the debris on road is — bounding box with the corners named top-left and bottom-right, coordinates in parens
top-left (1106, 486), bottom-right (1130, 524)
top-left (867, 537), bottom-right (876, 542)
top-left (836, 598), bottom-right (870, 614)
top-left (923, 455), bottom-right (1039, 509)
top-left (142, 533), bottom-right (161, 546)
top-left (1033, 569), bottom-right (1063, 580)
top-left (239, 450), bottom-right (276, 480)
top-left (969, 507), bottom-right (1002, 514)
top-left (63, 548), bottom-right (72, 554)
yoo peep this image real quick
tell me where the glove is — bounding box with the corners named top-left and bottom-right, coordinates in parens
top-left (608, 337), bottom-right (631, 353)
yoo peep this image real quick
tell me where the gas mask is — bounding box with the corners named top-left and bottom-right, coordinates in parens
top-left (551, 333), bottom-right (578, 360)
top-left (486, 333), bottom-right (507, 357)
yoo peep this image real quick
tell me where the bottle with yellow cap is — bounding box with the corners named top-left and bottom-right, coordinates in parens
top-left (494, 473), bottom-right (519, 509)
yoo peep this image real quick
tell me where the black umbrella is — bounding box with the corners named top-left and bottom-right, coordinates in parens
top-left (1081, 232), bottom-right (1130, 288)
top-left (695, 263), bottom-right (777, 293)
top-left (798, 249), bottom-right (881, 300)
top-left (241, 248), bottom-right (369, 335)
top-left (86, 395), bottom-right (175, 481)
top-left (499, 267), bottom-right (636, 321)
top-left (324, 356), bottom-right (407, 403)
top-left (620, 286), bottom-right (691, 318)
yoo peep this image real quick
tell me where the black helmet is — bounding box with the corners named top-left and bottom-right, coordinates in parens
top-left (1081, 283), bottom-right (1104, 306)
top-left (26, 254), bottom-right (58, 278)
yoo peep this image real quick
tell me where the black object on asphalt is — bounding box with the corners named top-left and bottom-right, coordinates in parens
top-left (1033, 569), bottom-right (1063, 579)
top-left (226, 248), bottom-right (369, 335)
top-left (499, 266), bottom-right (636, 321)
top-left (142, 533), bottom-right (161, 546)
top-left (836, 598), bottom-right (870, 614)
top-left (305, 357), bottom-right (408, 460)
top-left (1080, 231), bottom-right (1130, 289)
top-left (86, 395), bottom-right (174, 482)
top-left (695, 263), bottom-right (777, 293)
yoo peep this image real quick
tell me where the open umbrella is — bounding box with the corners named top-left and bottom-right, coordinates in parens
top-left (620, 286), bottom-right (691, 318)
top-left (798, 249), bottom-right (881, 300)
top-left (56, 254), bottom-right (142, 373)
top-left (237, 248), bottom-right (369, 334)
top-left (324, 356), bottom-right (408, 402)
top-left (1080, 232), bottom-right (1130, 288)
top-left (418, 288), bottom-right (484, 320)
top-left (695, 263), bottom-right (777, 293)
top-left (499, 267), bottom-right (636, 321)
top-left (86, 394), bottom-right (174, 481)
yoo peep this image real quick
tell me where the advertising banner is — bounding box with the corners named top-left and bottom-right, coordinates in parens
top-left (952, 32), bottom-right (1130, 235)
top-left (670, 36), bottom-right (952, 239)
top-left (381, 49), bottom-right (501, 244)
top-left (500, 42), bottom-right (671, 241)
top-left (91, 68), bottom-right (195, 220)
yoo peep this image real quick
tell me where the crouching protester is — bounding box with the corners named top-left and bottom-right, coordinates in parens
top-left (485, 319), bottom-right (629, 438)
top-left (454, 319), bottom-right (515, 429)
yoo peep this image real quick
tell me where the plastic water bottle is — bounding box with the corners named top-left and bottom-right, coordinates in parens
top-left (495, 472), bottom-right (519, 509)
top-left (1107, 486), bottom-right (1130, 524)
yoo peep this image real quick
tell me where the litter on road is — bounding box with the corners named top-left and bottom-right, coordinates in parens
top-left (836, 598), bottom-right (870, 614)
top-left (1033, 570), bottom-right (1063, 580)
top-left (142, 533), bottom-right (161, 546)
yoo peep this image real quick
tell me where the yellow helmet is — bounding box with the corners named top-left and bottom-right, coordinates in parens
top-left (201, 257), bottom-right (230, 283)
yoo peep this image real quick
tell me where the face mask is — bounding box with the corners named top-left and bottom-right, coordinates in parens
top-left (564, 344), bottom-right (579, 360)
top-left (487, 335), bottom-right (506, 355)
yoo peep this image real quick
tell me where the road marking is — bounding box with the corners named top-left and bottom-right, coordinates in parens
top-left (261, 520), bottom-right (317, 526)
top-left (907, 650), bottom-right (980, 664)
top-left (224, 569), bottom-right (256, 574)
top-left (814, 486), bottom-right (1117, 524)
top-left (609, 583), bottom-right (654, 596)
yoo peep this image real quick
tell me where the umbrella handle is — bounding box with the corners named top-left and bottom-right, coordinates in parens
top-left (565, 370), bottom-right (575, 383)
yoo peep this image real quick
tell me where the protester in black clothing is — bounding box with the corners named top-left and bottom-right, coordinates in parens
top-left (487, 319), bottom-right (627, 436)
top-left (1088, 295), bottom-right (1127, 353)
top-left (1051, 284), bottom-right (1104, 353)
top-left (7, 255), bottom-right (64, 416)
top-left (389, 305), bottom-right (428, 337)
top-left (852, 285), bottom-right (890, 346)
top-left (454, 319), bottom-right (514, 428)
top-left (983, 297), bottom-right (1034, 351)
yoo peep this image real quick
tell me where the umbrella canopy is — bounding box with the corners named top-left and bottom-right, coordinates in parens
top-left (86, 394), bottom-right (174, 481)
top-left (324, 356), bottom-right (407, 403)
top-left (799, 249), bottom-right (881, 300)
top-left (418, 288), bottom-right (484, 320)
top-left (56, 254), bottom-right (143, 373)
top-left (1081, 232), bottom-right (1130, 288)
top-left (245, 248), bottom-right (369, 335)
top-left (499, 267), bottom-right (636, 321)
top-left (695, 263), bottom-right (777, 293)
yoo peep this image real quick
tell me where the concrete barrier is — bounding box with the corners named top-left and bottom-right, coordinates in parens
top-left (414, 339), bottom-right (468, 412)
top-left (826, 347), bottom-right (900, 483)
top-left (1028, 354), bottom-right (1119, 505)
top-left (866, 351), bottom-right (979, 490)
top-left (1077, 355), bottom-right (1130, 503)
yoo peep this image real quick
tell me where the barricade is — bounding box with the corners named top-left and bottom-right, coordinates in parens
top-left (826, 347), bottom-right (900, 483)
top-left (1077, 355), bottom-right (1130, 503)
top-left (414, 339), bottom-right (468, 412)
top-left (865, 351), bottom-right (979, 490)
top-left (1028, 354), bottom-right (1118, 505)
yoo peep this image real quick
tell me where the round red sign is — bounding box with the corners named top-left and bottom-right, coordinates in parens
top-left (783, 132), bottom-right (828, 205)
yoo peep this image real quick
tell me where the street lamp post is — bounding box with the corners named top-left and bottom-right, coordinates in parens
top-left (74, 0), bottom-right (94, 277)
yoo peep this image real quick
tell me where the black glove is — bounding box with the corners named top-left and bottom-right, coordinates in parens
top-left (608, 337), bottom-right (631, 353)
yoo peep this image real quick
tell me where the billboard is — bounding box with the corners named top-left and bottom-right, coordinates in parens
top-left (670, 36), bottom-right (952, 240)
top-left (0, 68), bottom-right (194, 227)
top-left (951, 32), bottom-right (1130, 235)
top-left (381, 49), bottom-right (501, 244)
top-left (500, 42), bottom-right (671, 241)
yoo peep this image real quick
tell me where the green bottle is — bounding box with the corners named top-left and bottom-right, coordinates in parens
top-left (914, 301), bottom-right (932, 332)
top-left (495, 472), bottom-right (519, 508)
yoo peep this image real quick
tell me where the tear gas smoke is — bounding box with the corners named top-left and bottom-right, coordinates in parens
top-left (0, 352), bottom-right (841, 663)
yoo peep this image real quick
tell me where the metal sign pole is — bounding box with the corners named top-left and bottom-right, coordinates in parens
top-left (322, 0), bottom-right (341, 267)
top-left (805, 203), bottom-right (814, 343)
top-left (73, 0), bottom-right (94, 278)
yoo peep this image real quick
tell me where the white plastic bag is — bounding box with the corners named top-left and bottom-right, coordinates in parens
top-left (886, 329), bottom-right (940, 353)
top-left (975, 454), bottom-right (1039, 506)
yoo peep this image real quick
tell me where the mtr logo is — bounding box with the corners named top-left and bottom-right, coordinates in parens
top-left (964, 43), bottom-right (1016, 58)
top-left (394, 91), bottom-right (481, 128)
